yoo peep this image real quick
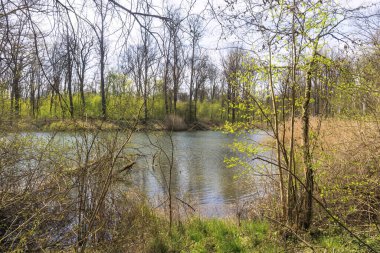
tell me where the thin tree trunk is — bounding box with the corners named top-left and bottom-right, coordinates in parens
top-left (163, 55), bottom-right (170, 115)
top-left (172, 32), bottom-right (178, 113)
top-left (143, 29), bottom-right (149, 123)
top-left (300, 45), bottom-right (318, 230)
top-left (268, 43), bottom-right (286, 218)
top-left (79, 73), bottom-right (86, 114)
top-left (30, 70), bottom-right (35, 117)
top-left (288, 0), bottom-right (298, 224)
top-left (99, 7), bottom-right (107, 119)
top-left (13, 68), bottom-right (21, 118)
top-left (188, 37), bottom-right (195, 122)
top-left (100, 45), bottom-right (106, 119)
top-left (194, 80), bottom-right (198, 121)
top-left (67, 35), bottom-right (74, 118)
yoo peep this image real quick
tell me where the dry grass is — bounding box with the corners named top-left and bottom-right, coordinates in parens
top-left (315, 119), bottom-right (380, 229)
top-left (164, 114), bottom-right (188, 131)
top-left (46, 119), bottom-right (120, 131)
top-left (283, 117), bottom-right (380, 230)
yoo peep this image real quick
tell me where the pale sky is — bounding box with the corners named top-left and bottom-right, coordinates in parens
top-left (37, 0), bottom-right (379, 83)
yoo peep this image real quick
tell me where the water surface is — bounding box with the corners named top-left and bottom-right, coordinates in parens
top-left (129, 131), bottom-right (271, 217)
top-left (19, 130), bottom-right (271, 217)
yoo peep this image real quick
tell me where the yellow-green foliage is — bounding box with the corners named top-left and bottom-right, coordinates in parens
top-left (46, 119), bottom-right (119, 131)
top-left (197, 101), bottom-right (223, 122)
top-left (6, 94), bottom-right (225, 123)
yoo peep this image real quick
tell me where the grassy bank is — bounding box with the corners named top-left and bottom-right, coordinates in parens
top-left (148, 218), bottom-right (278, 253)
top-left (153, 219), bottom-right (377, 253)
top-left (95, 210), bottom-right (372, 253)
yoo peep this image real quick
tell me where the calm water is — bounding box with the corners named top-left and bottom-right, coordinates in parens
top-left (23, 130), bottom-right (272, 217)
top-left (128, 131), bottom-right (271, 217)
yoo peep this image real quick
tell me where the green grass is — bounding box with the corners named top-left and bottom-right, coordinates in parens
top-left (147, 218), bottom-right (281, 253)
top-left (144, 218), bottom-right (380, 253)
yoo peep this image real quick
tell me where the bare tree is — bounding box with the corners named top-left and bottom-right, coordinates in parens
top-left (91, 0), bottom-right (111, 119)
top-left (74, 25), bottom-right (93, 115)
top-left (187, 15), bottom-right (203, 122)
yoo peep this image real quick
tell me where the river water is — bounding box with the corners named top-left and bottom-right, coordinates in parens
top-left (128, 130), bottom-right (272, 217)
top-left (23, 130), bottom-right (272, 217)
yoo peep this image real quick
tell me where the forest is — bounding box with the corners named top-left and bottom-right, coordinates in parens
top-left (1, 0), bottom-right (380, 252)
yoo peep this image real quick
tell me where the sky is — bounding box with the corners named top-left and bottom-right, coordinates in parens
top-left (37, 0), bottom-right (379, 81)
top-left (151, 0), bottom-right (380, 61)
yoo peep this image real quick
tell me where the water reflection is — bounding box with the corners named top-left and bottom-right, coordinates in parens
top-left (129, 131), bottom-right (271, 217)
top-left (19, 130), bottom-right (271, 217)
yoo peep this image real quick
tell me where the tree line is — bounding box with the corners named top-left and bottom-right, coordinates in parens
top-left (1, 1), bottom-right (377, 125)
top-left (1, 0), bottom-right (230, 124)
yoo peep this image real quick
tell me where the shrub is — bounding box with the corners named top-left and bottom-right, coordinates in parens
top-left (164, 114), bottom-right (188, 131)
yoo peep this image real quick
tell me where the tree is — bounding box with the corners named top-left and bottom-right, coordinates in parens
top-left (214, 0), bottom-right (372, 232)
top-left (7, 17), bottom-right (29, 118)
top-left (223, 49), bottom-right (243, 123)
top-left (91, 0), bottom-right (111, 119)
top-left (187, 15), bottom-right (203, 122)
top-left (64, 23), bottom-right (75, 118)
top-left (166, 8), bottom-right (185, 114)
top-left (73, 26), bottom-right (93, 115)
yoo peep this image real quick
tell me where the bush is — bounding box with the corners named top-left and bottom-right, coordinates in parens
top-left (164, 114), bottom-right (188, 131)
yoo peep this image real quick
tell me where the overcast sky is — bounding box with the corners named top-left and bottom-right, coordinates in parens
top-left (51, 0), bottom-right (379, 72)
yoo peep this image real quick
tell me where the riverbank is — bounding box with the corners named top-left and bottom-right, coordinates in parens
top-left (92, 203), bottom-right (371, 253)
top-left (0, 116), bottom-right (222, 132)
top-left (1, 117), bottom-right (380, 252)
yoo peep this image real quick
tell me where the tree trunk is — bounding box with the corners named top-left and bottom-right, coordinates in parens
top-left (163, 55), bottom-right (170, 115)
top-left (100, 39), bottom-right (106, 119)
top-left (188, 37), bottom-right (195, 122)
top-left (194, 80), bottom-right (198, 121)
top-left (67, 36), bottom-right (74, 118)
top-left (30, 70), bottom-right (36, 118)
top-left (300, 46), bottom-right (318, 230)
top-left (287, 0), bottom-right (298, 224)
top-left (172, 33), bottom-right (178, 113)
top-left (268, 43), bottom-right (286, 219)
top-left (143, 29), bottom-right (149, 123)
top-left (12, 69), bottom-right (21, 118)
top-left (79, 72), bottom-right (86, 114)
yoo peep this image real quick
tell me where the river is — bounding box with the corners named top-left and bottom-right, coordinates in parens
top-left (128, 130), bottom-right (272, 217)
top-left (22, 130), bottom-right (272, 217)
